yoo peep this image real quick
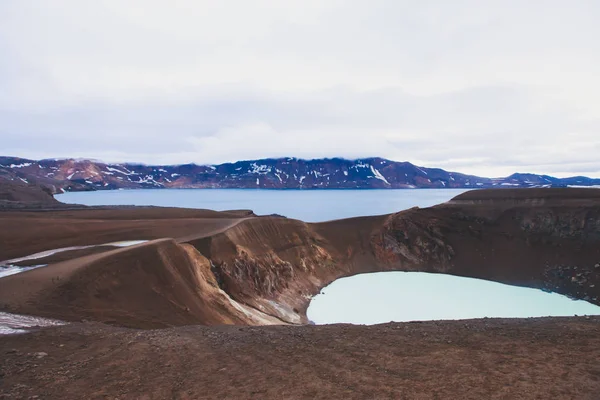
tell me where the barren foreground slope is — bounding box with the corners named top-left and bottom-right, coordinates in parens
top-left (2, 317), bottom-right (600, 399)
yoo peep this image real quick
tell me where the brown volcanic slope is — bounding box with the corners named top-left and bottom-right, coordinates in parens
top-left (0, 207), bottom-right (255, 261)
top-left (0, 239), bottom-right (281, 328)
top-left (1, 188), bottom-right (600, 328)
top-left (0, 177), bottom-right (58, 205)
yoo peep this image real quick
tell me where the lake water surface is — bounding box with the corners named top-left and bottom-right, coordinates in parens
top-left (307, 272), bottom-right (600, 325)
top-left (57, 188), bottom-right (467, 222)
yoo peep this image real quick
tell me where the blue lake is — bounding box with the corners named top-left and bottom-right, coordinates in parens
top-left (307, 272), bottom-right (600, 325)
top-left (57, 188), bottom-right (468, 222)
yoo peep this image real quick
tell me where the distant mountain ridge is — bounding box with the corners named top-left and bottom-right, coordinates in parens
top-left (1, 156), bottom-right (599, 193)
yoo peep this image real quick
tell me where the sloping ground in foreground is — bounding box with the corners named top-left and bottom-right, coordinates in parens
top-left (1, 317), bottom-right (600, 399)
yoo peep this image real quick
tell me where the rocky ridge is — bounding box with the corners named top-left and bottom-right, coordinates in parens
top-left (2, 156), bottom-right (599, 193)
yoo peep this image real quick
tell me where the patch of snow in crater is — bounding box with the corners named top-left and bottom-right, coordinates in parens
top-left (105, 240), bottom-right (149, 247)
top-left (9, 163), bottom-right (32, 168)
top-left (1, 240), bottom-right (149, 267)
top-left (0, 264), bottom-right (47, 279)
top-left (0, 312), bottom-right (66, 335)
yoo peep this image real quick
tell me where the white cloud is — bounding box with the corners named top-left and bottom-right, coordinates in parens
top-left (0, 0), bottom-right (599, 178)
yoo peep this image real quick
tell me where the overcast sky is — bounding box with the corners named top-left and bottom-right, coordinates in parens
top-left (1, 1), bottom-right (599, 178)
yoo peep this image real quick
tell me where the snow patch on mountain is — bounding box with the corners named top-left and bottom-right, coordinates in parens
top-left (370, 166), bottom-right (390, 185)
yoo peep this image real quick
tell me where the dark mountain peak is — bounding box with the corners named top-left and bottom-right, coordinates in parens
top-left (0, 156), bottom-right (598, 192)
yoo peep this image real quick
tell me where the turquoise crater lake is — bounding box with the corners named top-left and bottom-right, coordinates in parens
top-left (307, 272), bottom-right (600, 325)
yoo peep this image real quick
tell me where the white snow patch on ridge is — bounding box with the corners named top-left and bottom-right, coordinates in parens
top-left (249, 163), bottom-right (271, 175)
top-left (416, 166), bottom-right (428, 175)
top-left (370, 166), bottom-right (390, 185)
top-left (106, 166), bottom-right (136, 176)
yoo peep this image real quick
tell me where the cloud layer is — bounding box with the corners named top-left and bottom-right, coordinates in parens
top-left (1, 0), bottom-right (599, 177)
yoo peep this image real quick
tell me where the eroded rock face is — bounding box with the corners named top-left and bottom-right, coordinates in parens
top-left (518, 209), bottom-right (600, 239)
top-left (372, 209), bottom-right (455, 272)
top-left (192, 218), bottom-right (342, 323)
